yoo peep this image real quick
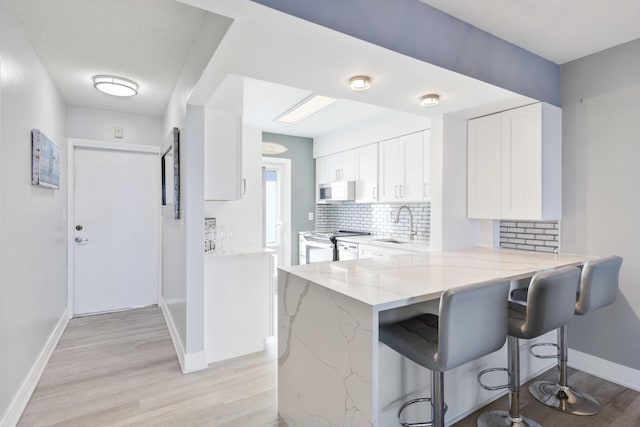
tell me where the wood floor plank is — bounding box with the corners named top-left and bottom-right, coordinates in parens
top-left (18, 307), bottom-right (637, 426)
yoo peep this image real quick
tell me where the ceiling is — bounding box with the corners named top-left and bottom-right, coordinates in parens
top-left (2, 0), bottom-right (228, 116)
top-left (6, 0), bottom-right (639, 131)
top-left (420, 0), bottom-right (640, 64)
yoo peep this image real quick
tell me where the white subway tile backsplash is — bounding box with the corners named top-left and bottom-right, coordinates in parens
top-left (500, 220), bottom-right (558, 253)
top-left (317, 202), bottom-right (430, 241)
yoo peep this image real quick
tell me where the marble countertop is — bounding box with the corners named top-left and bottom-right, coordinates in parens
top-left (280, 247), bottom-right (593, 311)
top-left (335, 234), bottom-right (431, 252)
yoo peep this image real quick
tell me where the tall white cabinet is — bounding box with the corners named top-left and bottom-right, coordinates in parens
top-left (467, 103), bottom-right (561, 220)
top-left (355, 144), bottom-right (378, 203)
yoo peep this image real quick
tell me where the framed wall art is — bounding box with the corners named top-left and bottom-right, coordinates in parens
top-left (31, 129), bottom-right (60, 189)
top-left (161, 127), bottom-right (180, 219)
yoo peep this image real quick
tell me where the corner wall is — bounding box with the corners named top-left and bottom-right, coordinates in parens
top-left (561, 38), bottom-right (640, 371)
top-left (0, 3), bottom-right (68, 423)
top-left (67, 106), bottom-right (163, 145)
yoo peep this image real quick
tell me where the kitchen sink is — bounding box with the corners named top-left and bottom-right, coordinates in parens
top-left (373, 238), bottom-right (409, 244)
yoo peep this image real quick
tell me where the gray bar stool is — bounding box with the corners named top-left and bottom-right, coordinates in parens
top-left (477, 266), bottom-right (581, 427)
top-left (526, 255), bottom-right (623, 415)
top-left (380, 279), bottom-right (510, 427)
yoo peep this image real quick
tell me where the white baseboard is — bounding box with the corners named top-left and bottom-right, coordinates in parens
top-left (159, 297), bottom-right (207, 374)
top-left (0, 308), bottom-right (71, 427)
top-left (569, 349), bottom-right (640, 392)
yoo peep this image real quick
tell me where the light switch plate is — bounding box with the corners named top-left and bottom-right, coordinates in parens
top-left (308, 212), bottom-right (314, 221)
top-left (114, 127), bottom-right (123, 139)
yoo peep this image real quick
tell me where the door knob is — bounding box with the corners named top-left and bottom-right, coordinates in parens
top-left (75, 237), bottom-right (89, 244)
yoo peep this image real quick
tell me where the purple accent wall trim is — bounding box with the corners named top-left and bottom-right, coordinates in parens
top-left (251, 0), bottom-right (560, 106)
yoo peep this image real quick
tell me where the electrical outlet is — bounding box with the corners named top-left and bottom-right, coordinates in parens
top-left (114, 127), bottom-right (124, 139)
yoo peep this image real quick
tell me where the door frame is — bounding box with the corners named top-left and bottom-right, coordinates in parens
top-left (67, 138), bottom-right (162, 316)
top-left (261, 157), bottom-right (292, 267)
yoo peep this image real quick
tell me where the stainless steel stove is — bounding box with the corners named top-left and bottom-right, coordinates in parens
top-left (302, 230), bottom-right (370, 263)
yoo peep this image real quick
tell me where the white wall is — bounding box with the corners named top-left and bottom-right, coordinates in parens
top-left (67, 106), bottom-right (163, 145)
top-left (160, 12), bottom-right (230, 371)
top-left (204, 127), bottom-right (264, 251)
top-left (0, 3), bottom-right (68, 423)
top-left (561, 39), bottom-right (640, 370)
top-left (313, 111), bottom-right (431, 158)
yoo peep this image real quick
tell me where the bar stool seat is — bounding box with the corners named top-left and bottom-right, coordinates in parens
top-left (477, 266), bottom-right (582, 427)
top-left (380, 279), bottom-right (510, 427)
top-left (526, 255), bottom-right (623, 415)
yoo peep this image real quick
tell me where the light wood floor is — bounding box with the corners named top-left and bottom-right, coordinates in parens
top-left (19, 307), bottom-right (639, 426)
top-left (19, 307), bottom-right (283, 426)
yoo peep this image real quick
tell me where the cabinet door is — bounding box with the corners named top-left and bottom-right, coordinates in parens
top-left (340, 149), bottom-right (356, 181)
top-left (355, 144), bottom-right (378, 203)
top-left (467, 113), bottom-right (502, 218)
top-left (379, 138), bottom-right (404, 202)
top-left (204, 109), bottom-right (242, 201)
top-left (501, 103), bottom-right (542, 219)
top-left (401, 132), bottom-right (424, 201)
top-left (423, 130), bottom-right (431, 201)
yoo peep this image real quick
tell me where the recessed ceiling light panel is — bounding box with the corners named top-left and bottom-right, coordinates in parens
top-left (349, 75), bottom-right (371, 91)
top-left (93, 75), bottom-right (139, 97)
top-left (275, 94), bottom-right (337, 124)
top-left (420, 93), bottom-right (440, 106)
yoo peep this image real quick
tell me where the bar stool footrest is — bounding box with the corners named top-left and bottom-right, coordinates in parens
top-left (477, 367), bottom-right (510, 391)
top-left (529, 342), bottom-right (560, 359)
top-left (398, 397), bottom-right (448, 427)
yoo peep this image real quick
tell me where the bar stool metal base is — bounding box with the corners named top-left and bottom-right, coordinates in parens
top-left (398, 397), bottom-right (448, 427)
top-left (529, 381), bottom-right (601, 415)
top-left (477, 410), bottom-right (541, 427)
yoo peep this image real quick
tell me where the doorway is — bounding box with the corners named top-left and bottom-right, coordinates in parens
top-left (262, 157), bottom-right (291, 268)
top-left (69, 140), bottom-right (161, 315)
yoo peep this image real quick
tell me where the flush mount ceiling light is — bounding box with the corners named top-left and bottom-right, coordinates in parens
top-left (276, 94), bottom-right (337, 124)
top-left (93, 75), bottom-right (139, 97)
top-left (349, 75), bottom-right (371, 91)
top-left (262, 141), bottom-right (288, 155)
top-left (420, 93), bottom-right (440, 107)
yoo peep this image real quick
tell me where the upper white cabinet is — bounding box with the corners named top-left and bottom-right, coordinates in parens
top-left (355, 144), bottom-right (378, 203)
top-left (204, 109), bottom-right (243, 201)
top-left (467, 103), bottom-right (561, 220)
top-left (422, 129), bottom-right (431, 201)
top-left (379, 131), bottom-right (424, 202)
top-left (316, 150), bottom-right (356, 202)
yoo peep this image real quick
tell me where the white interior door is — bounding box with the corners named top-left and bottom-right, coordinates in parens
top-left (73, 146), bottom-right (159, 315)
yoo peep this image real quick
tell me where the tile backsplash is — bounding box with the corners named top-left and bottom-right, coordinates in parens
top-left (316, 202), bottom-right (431, 241)
top-left (499, 220), bottom-right (559, 253)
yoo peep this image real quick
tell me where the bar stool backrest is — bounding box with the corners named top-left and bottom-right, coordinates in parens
top-left (521, 266), bottom-right (581, 337)
top-left (437, 279), bottom-right (510, 371)
top-left (576, 256), bottom-right (623, 315)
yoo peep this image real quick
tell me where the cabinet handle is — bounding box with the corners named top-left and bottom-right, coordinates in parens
top-left (242, 178), bottom-right (247, 195)
top-left (398, 185), bottom-right (403, 198)
top-left (423, 183), bottom-right (429, 197)
top-left (394, 185), bottom-right (398, 198)
top-left (372, 187), bottom-right (377, 200)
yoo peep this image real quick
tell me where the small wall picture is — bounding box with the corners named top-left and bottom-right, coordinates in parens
top-left (31, 129), bottom-right (60, 189)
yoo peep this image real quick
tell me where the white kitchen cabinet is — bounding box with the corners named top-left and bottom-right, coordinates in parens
top-left (423, 129), bottom-right (431, 201)
top-left (204, 109), bottom-right (242, 201)
top-left (355, 144), bottom-right (378, 203)
top-left (379, 131), bottom-right (424, 202)
top-left (316, 150), bottom-right (356, 202)
top-left (467, 103), bottom-right (561, 220)
top-left (358, 243), bottom-right (411, 258)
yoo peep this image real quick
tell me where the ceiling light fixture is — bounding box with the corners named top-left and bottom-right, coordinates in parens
top-left (275, 94), bottom-right (337, 124)
top-left (93, 75), bottom-right (139, 97)
top-left (420, 93), bottom-right (440, 106)
top-left (349, 75), bottom-right (371, 91)
top-left (262, 141), bottom-right (288, 155)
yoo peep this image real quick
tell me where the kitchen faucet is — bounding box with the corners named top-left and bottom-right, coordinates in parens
top-left (394, 205), bottom-right (417, 241)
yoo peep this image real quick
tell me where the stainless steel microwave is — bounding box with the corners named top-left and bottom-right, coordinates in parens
top-left (318, 181), bottom-right (355, 202)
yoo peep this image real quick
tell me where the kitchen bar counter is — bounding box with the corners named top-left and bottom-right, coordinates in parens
top-left (277, 247), bottom-right (594, 426)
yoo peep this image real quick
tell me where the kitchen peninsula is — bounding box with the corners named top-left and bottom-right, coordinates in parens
top-left (277, 247), bottom-right (592, 426)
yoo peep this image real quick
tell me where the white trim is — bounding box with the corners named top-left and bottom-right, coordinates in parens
top-left (0, 309), bottom-right (71, 427)
top-left (569, 349), bottom-right (640, 393)
top-left (67, 138), bottom-right (161, 316)
top-left (70, 138), bottom-right (162, 154)
top-left (159, 297), bottom-right (208, 374)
